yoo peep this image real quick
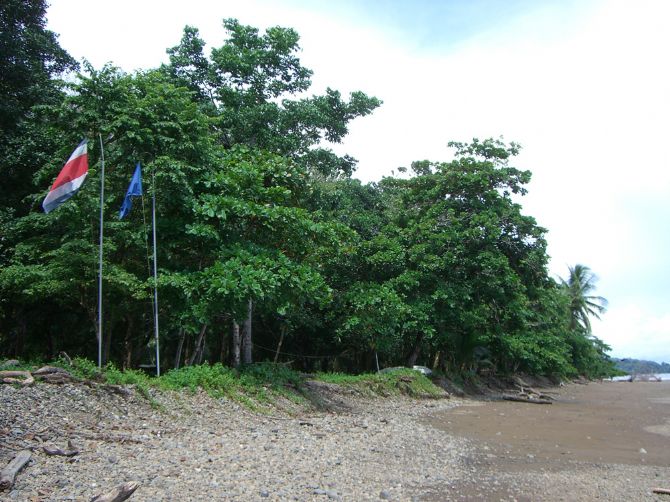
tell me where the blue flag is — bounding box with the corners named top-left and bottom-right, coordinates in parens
top-left (119, 163), bottom-right (143, 219)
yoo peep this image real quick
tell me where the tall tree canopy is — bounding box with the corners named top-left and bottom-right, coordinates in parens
top-left (0, 0), bottom-right (77, 135)
top-left (0, 0), bottom-right (78, 212)
top-left (161, 19), bottom-right (382, 178)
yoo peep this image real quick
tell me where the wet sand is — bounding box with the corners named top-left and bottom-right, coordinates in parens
top-left (422, 381), bottom-right (670, 501)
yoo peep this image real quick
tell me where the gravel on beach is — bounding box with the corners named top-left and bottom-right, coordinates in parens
top-left (1, 381), bottom-right (668, 501)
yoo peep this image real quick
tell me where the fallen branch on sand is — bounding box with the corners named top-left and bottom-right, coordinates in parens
top-left (504, 384), bottom-right (555, 404)
top-left (0, 450), bottom-right (31, 490)
top-left (0, 366), bottom-right (132, 399)
top-left (0, 371), bottom-right (34, 386)
top-left (653, 488), bottom-right (670, 495)
top-left (43, 440), bottom-right (79, 457)
top-left (90, 481), bottom-right (140, 502)
top-left (515, 385), bottom-right (556, 400)
top-left (502, 394), bottom-right (552, 405)
top-left (33, 366), bottom-right (76, 384)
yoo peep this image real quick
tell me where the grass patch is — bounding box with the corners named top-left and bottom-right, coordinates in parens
top-left (157, 362), bottom-right (305, 411)
top-left (0, 358), bottom-right (43, 372)
top-left (64, 356), bottom-right (104, 381)
top-left (3, 357), bottom-right (444, 409)
top-left (316, 368), bottom-right (445, 398)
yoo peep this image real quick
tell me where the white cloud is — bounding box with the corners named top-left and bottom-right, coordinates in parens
top-left (595, 304), bottom-right (670, 363)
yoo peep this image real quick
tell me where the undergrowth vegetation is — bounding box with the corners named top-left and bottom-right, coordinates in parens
top-left (28, 358), bottom-right (446, 409)
top-left (316, 369), bottom-right (445, 398)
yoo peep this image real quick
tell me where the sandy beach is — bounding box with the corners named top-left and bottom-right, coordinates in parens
top-left (1, 380), bottom-right (669, 501)
top-left (424, 381), bottom-right (670, 501)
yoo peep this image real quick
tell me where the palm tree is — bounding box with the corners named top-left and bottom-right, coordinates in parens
top-left (561, 264), bottom-right (608, 333)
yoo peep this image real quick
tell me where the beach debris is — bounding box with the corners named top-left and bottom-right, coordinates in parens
top-left (502, 385), bottom-right (554, 404)
top-left (33, 366), bottom-right (76, 384)
top-left (502, 394), bottom-right (552, 404)
top-left (43, 440), bottom-right (80, 457)
top-left (652, 488), bottom-right (670, 495)
top-left (0, 366), bottom-right (74, 386)
top-left (0, 450), bottom-right (31, 490)
top-left (90, 481), bottom-right (140, 502)
top-left (0, 370), bottom-right (34, 386)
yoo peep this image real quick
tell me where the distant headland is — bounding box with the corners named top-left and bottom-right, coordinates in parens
top-left (613, 358), bottom-right (670, 374)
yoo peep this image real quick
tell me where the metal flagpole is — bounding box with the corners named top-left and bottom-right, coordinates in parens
top-left (97, 134), bottom-right (105, 369)
top-left (151, 169), bottom-right (160, 376)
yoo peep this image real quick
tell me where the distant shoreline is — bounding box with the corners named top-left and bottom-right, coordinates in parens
top-left (610, 372), bottom-right (670, 381)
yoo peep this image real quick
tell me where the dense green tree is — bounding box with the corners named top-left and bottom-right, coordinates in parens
top-left (0, 0), bottom-right (78, 212)
top-left (162, 19), bottom-right (381, 177)
top-left (0, 65), bottom-right (213, 362)
top-left (0, 0), bottom-right (77, 135)
top-left (171, 145), bottom-right (335, 365)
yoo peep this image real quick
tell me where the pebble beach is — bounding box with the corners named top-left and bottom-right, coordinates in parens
top-left (1, 380), bottom-right (668, 501)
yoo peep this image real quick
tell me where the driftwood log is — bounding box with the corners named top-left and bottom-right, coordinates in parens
top-left (0, 371), bottom-right (34, 386)
top-left (32, 365), bottom-right (69, 376)
top-left (502, 394), bottom-right (553, 404)
top-left (43, 440), bottom-right (79, 457)
top-left (653, 488), bottom-right (670, 495)
top-left (33, 366), bottom-right (76, 384)
top-left (0, 365), bottom-right (132, 397)
top-left (90, 481), bottom-right (140, 502)
top-left (0, 450), bottom-right (31, 490)
top-left (519, 387), bottom-right (555, 401)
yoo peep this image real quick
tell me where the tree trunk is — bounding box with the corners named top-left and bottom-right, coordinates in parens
top-left (219, 326), bottom-right (228, 363)
top-left (46, 330), bottom-right (55, 361)
top-left (195, 330), bottom-right (207, 365)
top-left (406, 332), bottom-right (424, 367)
top-left (242, 299), bottom-right (253, 364)
top-left (103, 316), bottom-right (113, 366)
top-left (15, 314), bottom-right (27, 357)
top-left (232, 321), bottom-right (241, 368)
top-left (274, 326), bottom-right (286, 363)
top-left (174, 328), bottom-right (185, 369)
top-left (432, 350), bottom-right (441, 371)
top-left (187, 324), bottom-right (207, 366)
top-left (122, 316), bottom-right (134, 370)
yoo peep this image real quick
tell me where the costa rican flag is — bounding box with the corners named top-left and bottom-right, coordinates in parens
top-left (42, 140), bottom-right (88, 213)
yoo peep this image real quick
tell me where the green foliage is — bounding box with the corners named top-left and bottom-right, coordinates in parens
top-left (0, 0), bottom-right (77, 136)
top-left (316, 369), bottom-right (444, 398)
top-left (159, 363), bottom-right (237, 394)
top-left (65, 357), bottom-right (103, 381)
top-left (158, 362), bottom-right (303, 408)
top-left (161, 19), bottom-right (381, 177)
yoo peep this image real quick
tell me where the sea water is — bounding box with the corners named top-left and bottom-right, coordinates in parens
top-left (610, 373), bottom-right (670, 381)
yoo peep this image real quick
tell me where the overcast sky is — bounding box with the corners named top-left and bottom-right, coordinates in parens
top-left (47, 0), bottom-right (670, 363)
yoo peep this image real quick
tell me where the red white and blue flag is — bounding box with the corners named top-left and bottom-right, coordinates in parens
top-left (42, 140), bottom-right (89, 213)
